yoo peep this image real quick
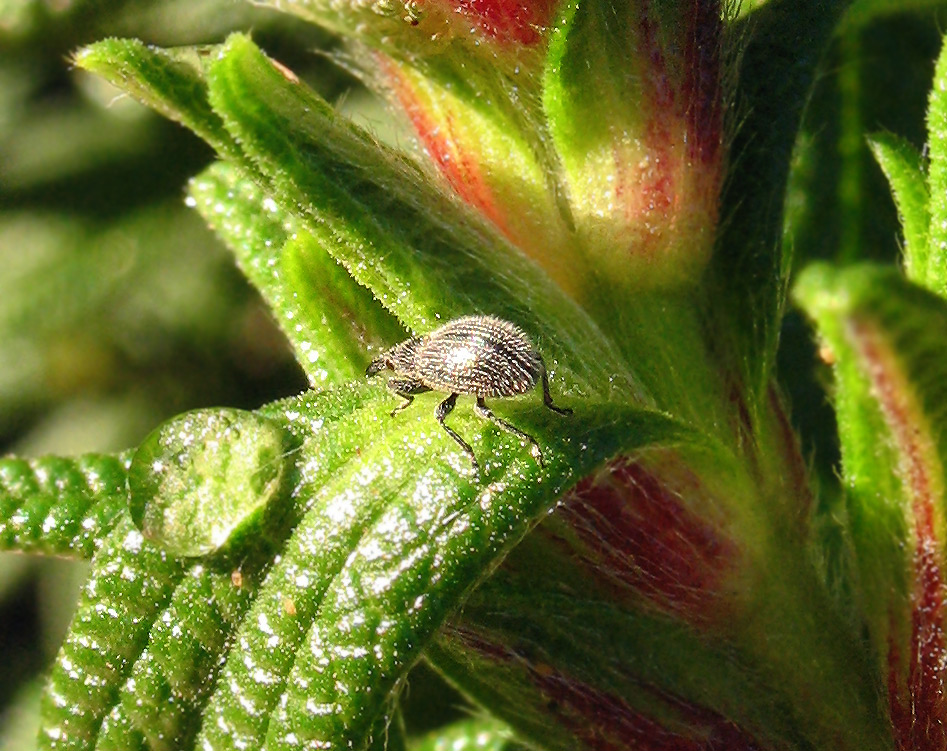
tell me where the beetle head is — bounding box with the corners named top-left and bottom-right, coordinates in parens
top-left (366, 337), bottom-right (422, 379)
top-left (365, 355), bottom-right (387, 377)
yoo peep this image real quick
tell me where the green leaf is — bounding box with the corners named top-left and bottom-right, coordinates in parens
top-left (410, 718), bottom-right (522, 751)
top-left (80, 34), bottom-right (634, 398)
top-left (188, 161), bottom-right (406, 384)
top-left (199, 399), bottom-right (686, 751)
top-left (75, 39), bottom-right (408, 385)
top-left (0, 452), bottom-right (130, 559)
top-left (40, 515), bottom-right (187, 750)
top-left (74, 38), bottom-right (241, 164)
top-left (92, 541), bottom-right (269, 751)
top-left (926, 34), bottom-right (947, 296)
top-left (203, 34), bottom-right (634, 399)
top-left (868, 132), bottom-right (930, 281)
top-left (794, 263), bottom-right (947, 742)
top-left (39, 378), bottom-right (690, 751)
top-left (713, 0), bottom-right (852, 405)
top-left (39, 385), bottom-right (378, 751)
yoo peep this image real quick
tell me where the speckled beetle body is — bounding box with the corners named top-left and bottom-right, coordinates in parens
top-left (366, 315), bottom-right (571, 471)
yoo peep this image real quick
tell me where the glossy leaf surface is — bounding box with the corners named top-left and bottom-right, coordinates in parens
top-left (36, 378), bottom-right (688, 751)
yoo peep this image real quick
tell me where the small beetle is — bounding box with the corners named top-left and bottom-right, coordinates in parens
top-left (366, 315), bottom-right (571, 470)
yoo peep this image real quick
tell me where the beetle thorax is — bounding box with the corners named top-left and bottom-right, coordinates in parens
top-left (387, 337), bottom-right (423, 377)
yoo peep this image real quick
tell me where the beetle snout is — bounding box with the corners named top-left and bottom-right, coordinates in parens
top-left (365, 356), bottom-right (388, 377)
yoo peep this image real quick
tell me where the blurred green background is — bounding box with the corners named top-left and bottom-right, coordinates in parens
top-left (1, 0), bottom-right (945, 746)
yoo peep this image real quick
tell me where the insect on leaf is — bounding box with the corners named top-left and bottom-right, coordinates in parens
top-left (203, 33), bottom-right (634, 400)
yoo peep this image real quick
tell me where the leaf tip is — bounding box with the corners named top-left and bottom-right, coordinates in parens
top-left (71, 37), bottom-right (144, 73)
top-left (792, 262), bottom-right (841, 313)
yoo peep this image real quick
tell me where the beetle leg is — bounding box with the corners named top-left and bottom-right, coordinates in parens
top-left (539, 359), bottom-right (572, 415)
top-left (436, 394), bottom-right (478, 470)
top-left (387, 378), bottom-right (429, 417)
top-left (475, 397), bottom-right (544, 468)
top-left (390, 395), bottom-right (413, 417)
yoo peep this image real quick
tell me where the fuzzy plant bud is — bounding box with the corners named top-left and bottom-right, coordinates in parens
top-left (266, 0), bottom-right (726, 299)
top-left (543, 0), bottom-right (724, 288)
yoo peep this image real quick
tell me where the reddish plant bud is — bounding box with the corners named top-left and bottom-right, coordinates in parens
top-left (422, 0), bottom-right (558, 45)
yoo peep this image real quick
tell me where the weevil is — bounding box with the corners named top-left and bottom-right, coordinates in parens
top-left (366, 315), bottom-right (571, 470)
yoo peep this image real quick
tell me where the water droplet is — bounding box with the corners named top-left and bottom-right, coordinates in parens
top-left (128, 409), bottom-right (291, 557)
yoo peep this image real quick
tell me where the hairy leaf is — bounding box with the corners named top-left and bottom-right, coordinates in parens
top-left (75, 39), bottom-right (407, 386)
top-left (74, 39), bottom-right (241, 163)
top-left (0, 453), bottom-right (130, 559)
top-left (713, 0), bottom-right (852, 407)
top-left (926, 34), bottom-right (947, 296)
top-left (868, 132), bottom-right (930, 282)
top-left (41, 515), bottom-right (187, 750)
top-left (203, 34), bottom-right (635, 401)
top-left (78, 34), bottom-right (636, 402)
top-left (188, 161), bottom-right (405, 385)
top-left (38, 377), bottom-right (689, 751)
top-left (795, 263), bottom-right (947, 747)
top-left (198, 399), bottom-right (685, 751)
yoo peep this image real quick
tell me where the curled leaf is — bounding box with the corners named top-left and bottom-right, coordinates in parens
top-left (0, 452), bottom-right (130, 559)
top-left (795, 263), bottom-right (947, 747)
